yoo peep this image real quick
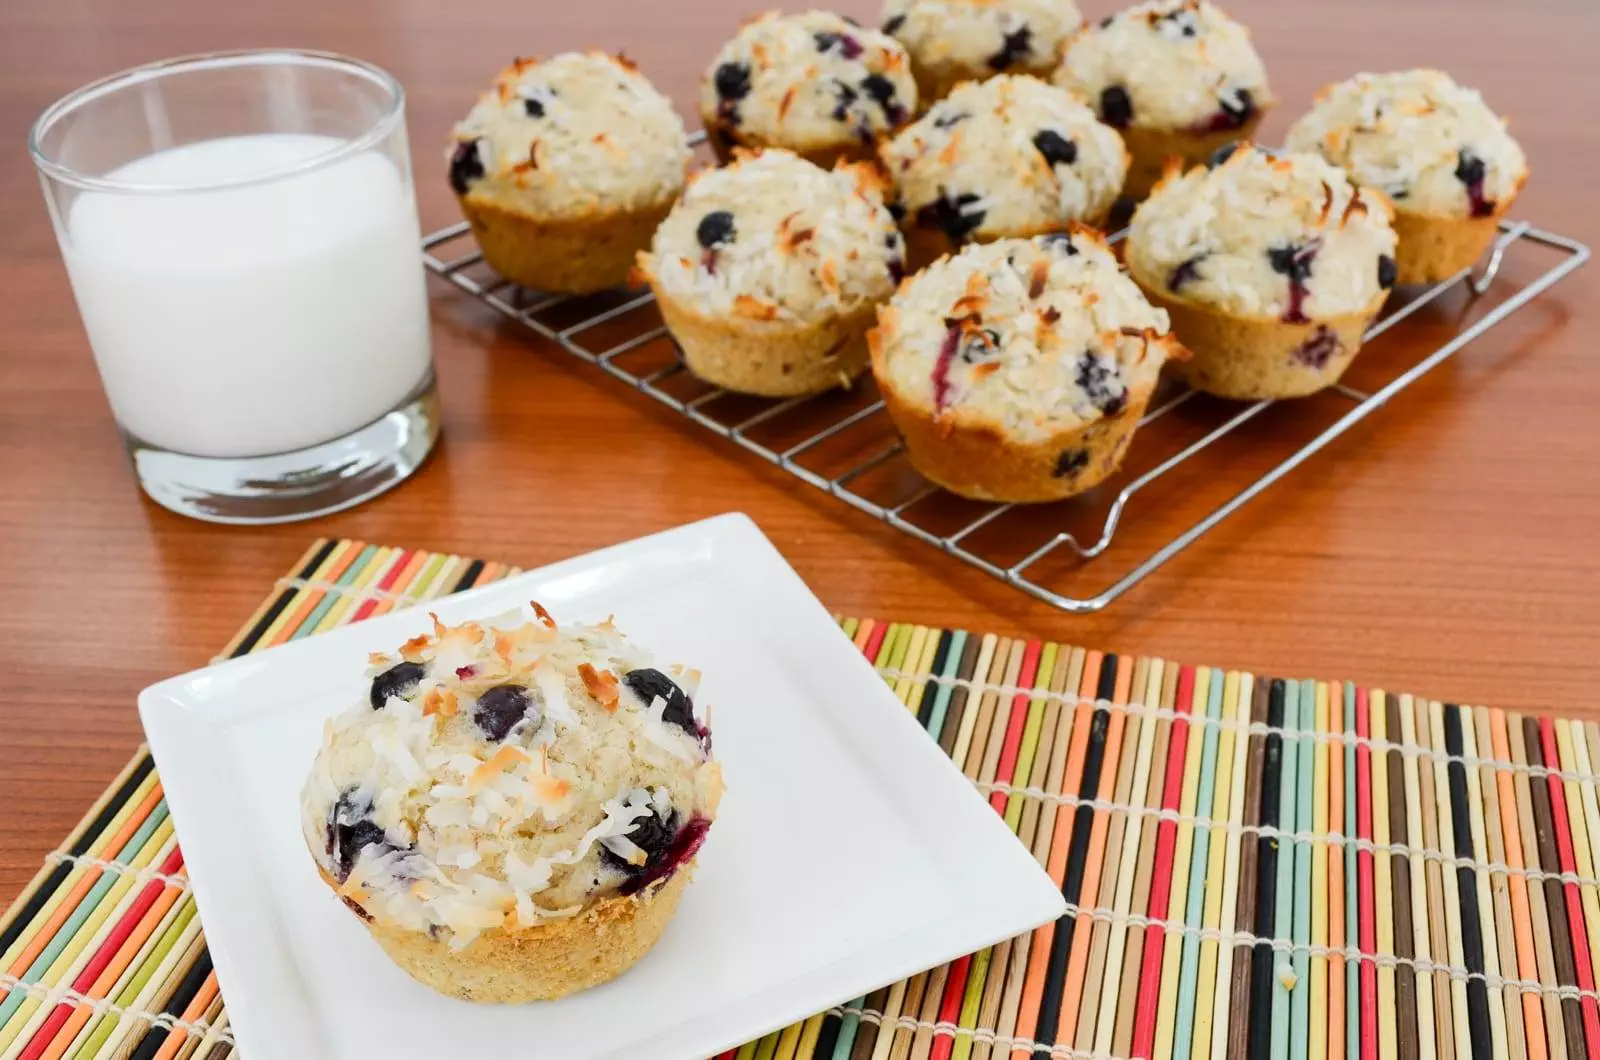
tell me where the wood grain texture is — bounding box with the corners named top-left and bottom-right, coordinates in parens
top-left (1, 0), bottom-right (1597, 903)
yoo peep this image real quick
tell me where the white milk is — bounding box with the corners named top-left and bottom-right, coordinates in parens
top-left (63, 134), bottom-right (433, 459)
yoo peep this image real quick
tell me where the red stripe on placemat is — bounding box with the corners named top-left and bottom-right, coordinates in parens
top-left (988, 640), bottom-right (1042, 815)
top-left (18, 848), bottom-right (186, 1060)
top-left (1130, 665), bottom-right (1196, 1057)
top-left (862, 621), bottom-right (888, 664)
top-left (1355, 688), bottom-right (1378, 1060)
top-left (1540, 718), bottom-right (1600, 1052)
top-left (353, 548), bottom-right (415, 622)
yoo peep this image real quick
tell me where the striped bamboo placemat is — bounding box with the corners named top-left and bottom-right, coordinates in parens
top-left (3, 539), bottom-right (1600, 1060)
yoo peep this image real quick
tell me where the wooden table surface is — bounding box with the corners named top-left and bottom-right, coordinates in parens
top-left (1, 0), bottom-right (1596, 902)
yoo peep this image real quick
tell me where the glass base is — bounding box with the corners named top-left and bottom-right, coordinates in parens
top-left (127, 372), bottom-right (440, 524)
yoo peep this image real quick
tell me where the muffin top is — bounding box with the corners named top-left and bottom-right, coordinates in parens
top-left (301, 606), bottom-right (721, 947)
top-left (1126, 145), bottom-right (1397, 321)
top-left (449, 52), bottom-right (691, 218)
top-left (881, 75), bottom-right (1128, 247)
top-left (1053, 0), bottom-right (1271, 134)
top-left (881, 0), bottom-right (1084, 90)
top-left (700, 10), bottom-right (917, 156)
top-left (1284, 68), bottom-right (1528, 220)
top-left (640, 149), bottom-right (903, 325)
top-left (870, 231), bottom-right (1179, 440)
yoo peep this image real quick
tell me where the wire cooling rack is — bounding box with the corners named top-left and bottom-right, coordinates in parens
top-left (422, 167), bottom-right (1589, 613)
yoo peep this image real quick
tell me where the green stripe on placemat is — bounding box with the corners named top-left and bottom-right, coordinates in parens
top-left (3, 540), bottom-right (1600, 1059)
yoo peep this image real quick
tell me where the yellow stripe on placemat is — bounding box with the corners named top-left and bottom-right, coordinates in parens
top-left (5, 539), bottom-right (1600, 1060)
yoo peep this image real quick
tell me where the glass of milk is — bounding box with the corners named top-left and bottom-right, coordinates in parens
top-left (29, 50), bottom-right (439, 523)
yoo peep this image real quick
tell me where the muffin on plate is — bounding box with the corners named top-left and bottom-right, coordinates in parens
top-left (701, 10), bottom-right (917, 168)
top-left (1285, 68), bottom-right (1528, 285)
top-left (636, 149), bottom-right (903, 397)
top-left (1125, 144), bottom-right (1397, 399)
top-left (869, 229), bottom-right (1184, 502)
top-left (302, 605), bottom-right (722, 1002)
top-left (1054, 0), bottom-right (1272, 199)
top-left (449, 52), bottom-right (691, 294)
top-left (881, 74), bottom-right (1127, 269)
top-left (881, 0), bottom-right (1084, 103)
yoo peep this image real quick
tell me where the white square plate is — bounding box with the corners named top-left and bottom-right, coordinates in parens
top-left (139, 513), bottom-right (1065, 1060)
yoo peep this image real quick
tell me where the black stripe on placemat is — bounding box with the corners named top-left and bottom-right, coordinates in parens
top-left (1247, 678), bottom-right (1287, 1060)
top-left (1385, 695), bottom-right (1419, 1060)
top-left (1226, 678), bottom-right (1270, 1058)
top-left (917, 630), bottom-right (956, 730)
top-left (0, 752), bottom-right (156, 956)
top-left (1443, 704), bottom-right (1493, 1052)
top-left (229, 538), bottom-right (339, 658)
top-left (451, 558), bottom-right (487, 593)
top-left (812, 1009), bottom-right (842, 1059)
top-left (1029, 654), bottom-right (1117, 1060)
top-left (127, 948), bottom-right (215, 1060)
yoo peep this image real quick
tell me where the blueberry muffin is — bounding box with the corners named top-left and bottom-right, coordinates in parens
top-left (302, 606), bottom-right (722, 1002)
top-left (637, 149), bottom-right (903, 397)
top-left (881, 0), bottom-right (1084, 103)
top-left (701, 11), bottom-right (917, 168)
top-left (1125, 145), bottom-right (1397, 399)
top-left (1285, 69), bottom-right (1529, 285)
top-left (449, 53), bottom-right (691, 294)
top-left (1054, 0), bottom-right (1272, 199)
top-left (869, 229), bottom-right (1184, 502)
top-left (881, 74), bottom-right (1127, 269)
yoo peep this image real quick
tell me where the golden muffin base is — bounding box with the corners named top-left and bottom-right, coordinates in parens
top-left (460, 194), bottom-right (675, 295)
top-left (876, 375), bottom-right (1159, 503)
top-left (647, 280), bottom-right (877, 397)
top-left (1118, 113), bottom-right (1268, 200)
top-left (1390, 206), bottom-right (1508, 286)
top-left (1128, 259), bottom-right (1388, 400)
top-left (333, 866), bottom-right (692, 1003)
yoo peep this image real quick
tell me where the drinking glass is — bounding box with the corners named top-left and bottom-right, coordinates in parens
top-left (29, 49), bottom-right (440, 524)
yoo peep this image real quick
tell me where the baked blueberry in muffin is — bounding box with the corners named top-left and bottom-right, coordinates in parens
top-left (637, 149), bottom-right (903, 397)
top-left (881, 74), bottom-right (1127, 268)
top-left (881, 0), bottom-right (1084, 103)
top-left (448, 52), bottom-right (690, 294)
top-left (1125, 145), bottom-right (1397, 399)
top-left (869, 228), bottom-right (1184, 502)
top-left (700, 11), bottom-right (917, 167)
top-left (302, 606), bottom-right (722, 1002)
top-left (1054, 0), bottom-right (1272, 198)
top-left (1285, 69), bottom-right (1528, 284)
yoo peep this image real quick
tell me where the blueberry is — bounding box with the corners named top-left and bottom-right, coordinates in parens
top-left (1218, 88), bottom-right (1254, 127)
top-left (714, 61), bottom-right (752, 102)
top-left (931, 107), bottom-right (970, 131)
top-left (831, 81), bottom-right (859, 122)
top-left (884, 12), bottom-right (907, 33)
top-left (1098, 14), bottom-right (1115, 28)
top-left (989, 25), bottom-right (1033, 70)
top-left (1378, 254), bottom-right (1397, 289)
top-left (1098, 85), bottom-right (1134, 129)
top-left (958, 327), bottom-right (1002, 363)
top-left (1076, 354), bottom-right (1126, 415)
top-left (447, 140), bottom-right (485, 196)
top-left (1208, 141), bottom-right (1242, 168)
top-left (1038, 231), bottom-right (1078, 255)
top-left (1159, 8), bottom-right (1199, 37)
top-left (370, 661), bottom-right (426, 709)
top-left (696, 210), bottom-right (736, 249)
top-left (623, 668), bottom-right (697, 736)
top-left (1053, 449), bottom-right (1091, 478)
top-left (473, 684), bottom-right (539, 741)
top-left (524, 97), bottom-right (545, 119)
top-left (1032, 129), bottom-right (1078, 167)
top-left (815, 31), bottom-right (864, 59)
top-left (1267, 243), bottom-right (1317, 283)
top-left (326, 789), bottom-right (393, 882)
top-left (1454, 148), bottom-right (1486, 188)
top-left (861, 74), bottom-right (904, 123)
top-left (1168, 255), bottom-right (1205, 292)
top-left (888, 256), bottom-right (906, 285)
top-left (915, 191), bottom-right (985, 243)
top-left (600, 809), bottom-right (678, 875)
top-left (1293, 326), bottom-right (1341, 369)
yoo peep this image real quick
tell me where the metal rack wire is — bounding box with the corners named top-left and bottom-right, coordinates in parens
top-left (422, 187), bottom-right (1588, 613)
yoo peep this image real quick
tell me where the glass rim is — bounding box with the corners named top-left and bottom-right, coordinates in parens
top-left (27, 48), bottom-right (406, 195)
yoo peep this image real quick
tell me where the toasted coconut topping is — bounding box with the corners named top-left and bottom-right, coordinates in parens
top-left (871, 230), bottom-right (1177, 439)
top-left (301, 605), bottom-right (718, 948)
top-left (450, 51), bottom-right (689, 218)
top-left (1285, 68), bottom-right (1527, 219)
top-left (1126, 144), bottom-right (1397, 319)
